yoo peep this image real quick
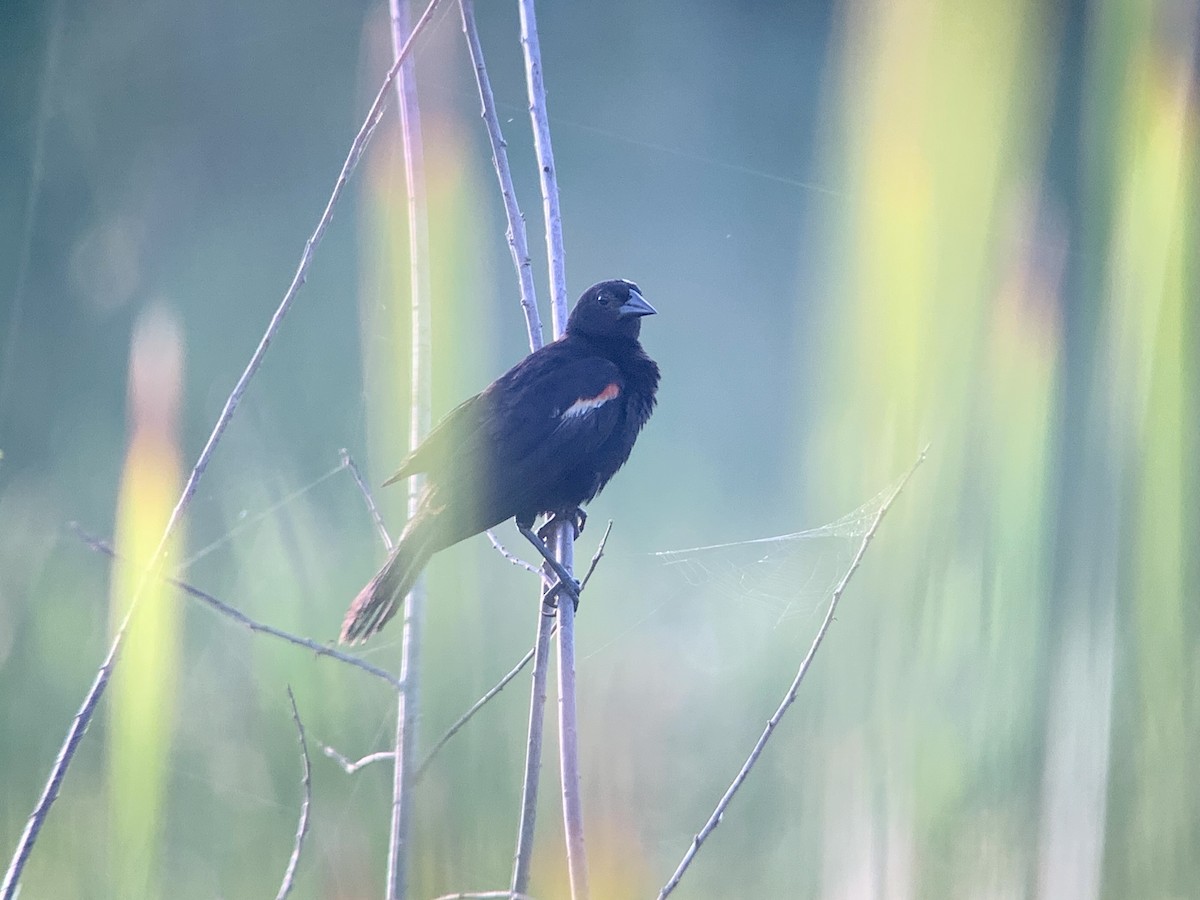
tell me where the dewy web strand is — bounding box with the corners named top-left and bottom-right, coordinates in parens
top-left (650, 476), bottom-right (905, 623)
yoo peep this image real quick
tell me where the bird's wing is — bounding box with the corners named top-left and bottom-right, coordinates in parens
top-left (383, 345), bottom-right (626, 504)
top-left (381, 391), bottom-right (492, 486)
top-left (486, 352), bottom-right (626, 474)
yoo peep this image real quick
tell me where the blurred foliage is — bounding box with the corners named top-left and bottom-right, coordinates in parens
top-left (107, 305), bottom-right (185, 899)
top-left (1, 0), bottom-right (1197, 898)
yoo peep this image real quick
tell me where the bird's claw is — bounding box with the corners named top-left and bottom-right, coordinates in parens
top-left (543, 576), bottom-right (582, 613)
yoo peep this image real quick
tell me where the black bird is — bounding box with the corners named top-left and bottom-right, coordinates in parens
top-left (341, 279), bottom-right (659, 643)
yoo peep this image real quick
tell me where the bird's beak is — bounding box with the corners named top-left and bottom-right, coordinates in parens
top-left (618, 290), bottom-right (657, 318)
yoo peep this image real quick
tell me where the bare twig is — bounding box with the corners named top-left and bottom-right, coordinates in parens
top-left (510, 586), bottom-right (557, 896)
top-left (386, 0), bottom-right (434, 897)
top-left (276, 688), bottom-right (313, 900)
top-left (0, 7), bottom-right (442, 895)
top-left (321, 745), bottom-right (396, 775)
top-left (580, 520), bottom-right (613, 587)
top-left (517, 0), bottom-right (568, 329)
top-left (415, 521), bottom-right (611, 781)
top-left (459, 0), bottom-right (543, 351)
top-left (552, 527), bottom-right (588, 899)
top-left (657, 448), bottom-right (928, 899)
top-left (486, 530), bottom-right (542, 575)
top-left (341, 449), bottom-right (394, 550)
top-left (418, 640), bottom-right (537, 781)
top-left (431, 892), bottom-right (537, 900)
top-left (73, 527), bottom-right (404, 690)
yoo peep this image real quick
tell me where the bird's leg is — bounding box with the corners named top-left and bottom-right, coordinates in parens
top-left (517, 523), bottom-right (581, 610)
top-left (538, 506), bottom-right (587, 541)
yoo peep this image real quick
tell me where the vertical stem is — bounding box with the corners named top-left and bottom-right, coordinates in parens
top-left (459, 0), bottom-right (544, 352)
top-left (517, 0), bottom-right (569, 330)
top-left (553, 530), bottom-right (588, 900)
top-left (510, 592), bottom-right (557, 895)
top-left (1, 8), bottom-right (442, 893)
top-left (386, 0), bottom-right (431, 897)
top-left (515, 1), bottom-right (586, 895)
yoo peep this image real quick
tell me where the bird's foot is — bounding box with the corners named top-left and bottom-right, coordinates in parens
top-left (517, 522), bottom-right (582, 612)
top-left (538, 507), bottom-right (587, 541)
top-left (551, 576), bottom-right (583, 612)
top-left (541, 575), bottom-right (582, 613)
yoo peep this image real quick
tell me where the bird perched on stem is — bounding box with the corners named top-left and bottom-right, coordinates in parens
top-left (341, 279), bottom-right (659, 643)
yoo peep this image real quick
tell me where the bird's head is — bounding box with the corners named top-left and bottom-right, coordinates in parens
top-left (566, 279), bottom-right (656, 341)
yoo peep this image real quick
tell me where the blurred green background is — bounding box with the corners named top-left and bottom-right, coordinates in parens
top-left (1, 0), bottom-right (1197, 897)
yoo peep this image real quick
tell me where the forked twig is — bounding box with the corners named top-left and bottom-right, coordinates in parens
top-left (0, 6), bottom-right (442, 895)
top-left (417, 641), bottom-right (538, 780)
top-left (74, 527), bottom-right (403, 690)
top-left (656, 448), bottom-right (928, 898)
top-left (318, 521), bottom-right (611, 785)
top-left (321, 746), bottom-right (395, 775)
top-left (416, 522), bottom-right (610, 781)
top-left (275, 688), bottom-right (313, 900)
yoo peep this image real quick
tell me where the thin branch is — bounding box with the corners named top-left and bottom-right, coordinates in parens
top-left (552, 527), bottom-right (588, 900)
top-left (430, 892), bottom-right (537, 900)
top-left (414, 522), bottom-right (611, 781)
top-left (417, 640), bottom-right (537, 781)
top-left (341, 449), bottom-right (394, 550)
top-left (320, 745), bottom-right (396, 775)
top-left (486, 530), bottom-right (542, 575)
top-left (459, 0), bottom-right (544, 351)
top-left (513, 521), bottom-right (584, 895)
top-left (656, 448), bottom-right (928, 899)
top-left (73, 526), bottom-right (403, 690)
top-left (580, 520), bottom-right (613, 588)
top-left (510, 587), bottom-right (557, 896)
top-left (0, 6), bottom-right (442, 895)
top-left (386, 0), bottom-right (434, 897)
top-left (276, 688), bottom-right (313, 900)
top-left (518, 0), bottom-right (568, 330)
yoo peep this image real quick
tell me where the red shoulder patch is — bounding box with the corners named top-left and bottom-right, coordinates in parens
top-left (562, 382), bottom-right (621, 418)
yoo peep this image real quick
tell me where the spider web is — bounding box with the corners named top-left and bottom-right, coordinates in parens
top-left (650, 482), bottom-right (895, 625)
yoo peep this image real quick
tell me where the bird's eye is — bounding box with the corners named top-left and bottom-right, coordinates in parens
top-left (598, 293), bottom-right (610, 306)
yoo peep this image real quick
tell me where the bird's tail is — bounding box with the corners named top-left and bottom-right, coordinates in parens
top-left (340, 523), bottom-right (437, 644)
